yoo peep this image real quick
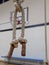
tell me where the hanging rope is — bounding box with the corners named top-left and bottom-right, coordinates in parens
top-left (17, 2), bottom-right (27, 56)
top-left (7, 6), bottom-right (19, 59)
top-left (21, 7), bottom-right (25, 38)
top-left (7, 0), bottom-right (27, 59)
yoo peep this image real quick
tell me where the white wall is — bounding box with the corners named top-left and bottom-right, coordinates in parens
top-left (0, 0), bottom-right (49, 61)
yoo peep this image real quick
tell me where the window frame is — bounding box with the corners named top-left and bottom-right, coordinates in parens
top-left (0, 0), bottom-right (9, 4)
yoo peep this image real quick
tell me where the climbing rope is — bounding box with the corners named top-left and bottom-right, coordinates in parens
top-left (7, 0), bottom-right (27, 59)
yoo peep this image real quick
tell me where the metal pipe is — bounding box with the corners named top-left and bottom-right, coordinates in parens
top-left (44, 0), bottom-right (48, 64)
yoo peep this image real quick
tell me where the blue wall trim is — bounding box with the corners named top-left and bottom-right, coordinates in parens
top-left (2, 56), bottom-right (43, 62)
top-left (0, 22), bottom-right (49, 32)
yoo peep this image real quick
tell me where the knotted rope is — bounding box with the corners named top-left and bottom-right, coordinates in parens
top-left (7, 0), bottom-right (27, 59)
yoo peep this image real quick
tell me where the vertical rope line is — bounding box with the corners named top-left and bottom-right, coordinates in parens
top-left (13, 1), bottom-right (25, 39)
top-left (21, 7), bottom-right (25, 38)
top-left (13, 8), bottom-right (17, 40)
top-left (44, 0), bottom-right (48, 62)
